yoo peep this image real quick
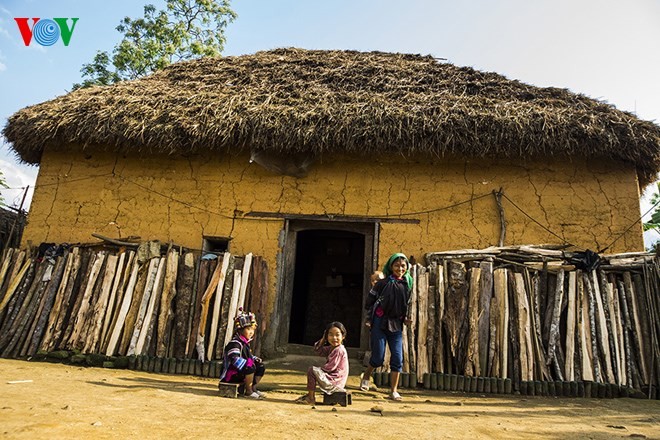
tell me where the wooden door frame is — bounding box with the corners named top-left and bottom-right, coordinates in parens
top-left (274, 219), bottom-right (378, 351)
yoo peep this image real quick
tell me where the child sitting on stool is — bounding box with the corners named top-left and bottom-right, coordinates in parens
top-left (296, 321), bottom-right (349, 405)
top-left (219, 309), bottom-right (266, 399)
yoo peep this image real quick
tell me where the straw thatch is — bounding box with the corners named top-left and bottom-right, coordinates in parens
top-left (4, 48), bottom-right (660, 185)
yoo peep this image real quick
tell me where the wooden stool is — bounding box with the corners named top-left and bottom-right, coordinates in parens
top-left (322, 391), bottom-right (352, 407)
top-left (218, 382), bottom-right (240, 398)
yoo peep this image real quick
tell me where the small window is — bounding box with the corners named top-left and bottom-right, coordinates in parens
top-left (202, 236), bottom-right (230, 253)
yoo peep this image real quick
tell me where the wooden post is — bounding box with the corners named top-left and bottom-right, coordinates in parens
top-left (236, 253), bottom-right (253, 310)
top-left (40, 248), bottom-right (77, 351)
top-left (444, 262), bottom-right (467, 373)
top-left (623, 272), bottom-right (648, 384)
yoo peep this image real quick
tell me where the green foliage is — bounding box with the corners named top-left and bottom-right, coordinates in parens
top-left (643, 182), bottom-right (660, 232)
top-left (0, 170), bottom-right (8, 207)
top-left (74, 0), bottom-right (236, 89)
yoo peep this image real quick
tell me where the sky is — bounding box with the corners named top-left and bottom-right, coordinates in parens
top-left (1, 0), bottom-right (660, 245)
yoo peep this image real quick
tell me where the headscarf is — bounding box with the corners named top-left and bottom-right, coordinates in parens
top-left (381, 252), bottom-right (414, 291)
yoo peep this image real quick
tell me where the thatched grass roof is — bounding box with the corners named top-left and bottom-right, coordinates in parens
top-left (4, 48), bottom-right (660, 185)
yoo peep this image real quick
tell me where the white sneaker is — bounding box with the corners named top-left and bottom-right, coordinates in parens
top-left (244, 391), bottom-right (262, 399)
top-left (254, 390), bottom-right (267, 398)
top-left (360, 378), bottom-right (370, 391)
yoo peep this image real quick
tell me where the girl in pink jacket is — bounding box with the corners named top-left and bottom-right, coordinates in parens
top-left (295, 321), bottom-right (349, 405)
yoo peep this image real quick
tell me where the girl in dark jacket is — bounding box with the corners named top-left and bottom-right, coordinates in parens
top-left (361, 253), bottom-right (413, 401)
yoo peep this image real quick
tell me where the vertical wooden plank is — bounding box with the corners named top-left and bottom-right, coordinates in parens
top-left (547, 269), bottom-right (564, 380)
top-left (514, 272), bottom-right (533, 381)
top-left (565, 271), bottom-right (577, 381)
top-left (222, 270), bottom-right (243, 349)
top-left (206, 252), bottom-right (230, 361)
top-left (134, 257), bottom-right (166, 355)
top-left (578, 271), bottom-right (594, 381)
top-left (416, 266), bottom-right (429, 384)
top-left (126, 258), bottom-right (160, 356)
top-left (173, 252), bottom-right (195, 359)
top-left (434, 262), bottom-right (445, 374)
top-left (478, 260), bottom-right (493, 375)
top-left (465, 267), bottom-right (481, 377)
top-left (100, 252), bottom-right (126, 348)
top-left (236, 253), bottom-right (253, 310)
top-left (69, 252), bottom-right (106, 348)
top-left (156, 249), bottom-right (180, 358)
top-left (623, 272), bottom-right (648, 384)
top-left (493, 268), bottom-right (508, 379)
top-left (592, 271), bottom-right (614, 384)
top-left (105, 258), bottom-right (140, 356)
top-left (83, 254), bottom-right (119, 353)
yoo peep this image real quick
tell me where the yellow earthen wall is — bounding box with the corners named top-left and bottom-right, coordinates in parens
top-left (23, 149), bottom-right (644, 311)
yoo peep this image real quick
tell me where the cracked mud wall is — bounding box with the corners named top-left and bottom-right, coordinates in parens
top-left (24, 149), bottom-right (643, 279)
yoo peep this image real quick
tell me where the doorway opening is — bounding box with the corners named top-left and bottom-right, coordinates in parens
top-left (288, 229), bottom-right (365, 348)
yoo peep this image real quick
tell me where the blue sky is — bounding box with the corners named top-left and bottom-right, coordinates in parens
top-left (1, 0), bottom-right (660, 245)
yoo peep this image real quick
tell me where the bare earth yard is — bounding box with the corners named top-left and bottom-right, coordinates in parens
top-left (0, 356), bottom-right (658, 439)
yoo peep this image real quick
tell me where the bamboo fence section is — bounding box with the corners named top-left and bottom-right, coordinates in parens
top-left (376, 246), bottom-right (659, 398)
top-left (0, 244), bottom-right (269, 377)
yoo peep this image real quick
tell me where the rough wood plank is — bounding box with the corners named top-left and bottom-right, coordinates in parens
top-left (623, 272), bottom-right (648, 384)
top-left (222, 270), bottom-right (243, 350)
top-left (187, 258), bottom-right (209, 358)
top-left (236, 253), bottom-right (253, 310)
top-left (216, 256), bottom-right (236, 360)
top-left (416, 266), bottom-right (429, 384)
top-left (69, 252), bottom-right (106, 348)
top-left (101, 251), bottom-right (134, 352)
top-left (84, 255), bottom-right (119, 353)
top-left (584, 273), bottom-right (602, 382)
top-left (126, 258), bottom-right (160, 356)
top-left (100, 252), bottom-right (127, 349)
top-left (195, 258), bottom-right (226, 362)
top-left (0, 258), bottom-right (31, 315)
top-left (434, 262), bottom-right (445, 374)
top-left (577, 272), bottom-right (594, 381)
top-left (465, 267), bottom-right (481, 377)
top-left (39, 248), bottom-right (76, 351)
top-left (478, 261), bottom-right (493, 375)
top-left (547, 269), bottom-right (564, 379)
top-left (493, 268), bottom-right (508, 379)
top-left (444, 261), bottom-right (468, 372)
top-left (207, 252), bottom-right (230, 361)
top-left (45, 249), bottom-right (83, 350)
top-left (156, 249), bottom-right (180, 358)
top-left (565, 271), bottom-right (577, 381)
top-left (611, 276), bottom-right (627, 385)
top-left (173, 252), bottom-right (195, 359)
top-left (592, 271), bottom-right (614, 384)
top-left (27, 255), bottom-right (68, 355)
top-left (134, 257), bottom-right (166, 355)
top-left (514, 272), bottom-right (533, 381)
top-left (406, 264), bottom-right (417, 378)
top-left (105, 258), bottom-right (140, 356)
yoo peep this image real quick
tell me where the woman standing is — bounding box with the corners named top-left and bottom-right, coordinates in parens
top-left (361, 253), bottom-right (413, 401)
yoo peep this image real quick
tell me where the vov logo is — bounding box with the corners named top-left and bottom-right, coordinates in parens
top-left (14, 18), bottom-right (79, 47)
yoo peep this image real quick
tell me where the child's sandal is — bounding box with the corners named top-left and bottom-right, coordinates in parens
top-left (294, 395), bottom-right (314, 405)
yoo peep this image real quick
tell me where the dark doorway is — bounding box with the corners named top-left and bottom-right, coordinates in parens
top-left (288, 229), bottom-right (365, 347)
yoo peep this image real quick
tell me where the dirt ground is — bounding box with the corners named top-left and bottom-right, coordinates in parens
top-left (0, 356), bottom-right (658, 440)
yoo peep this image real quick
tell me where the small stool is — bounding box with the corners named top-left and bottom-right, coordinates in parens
top-left (218, 382), bottom-right (240, 398)
top-left (322, 391), bottom-right (352, 407)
